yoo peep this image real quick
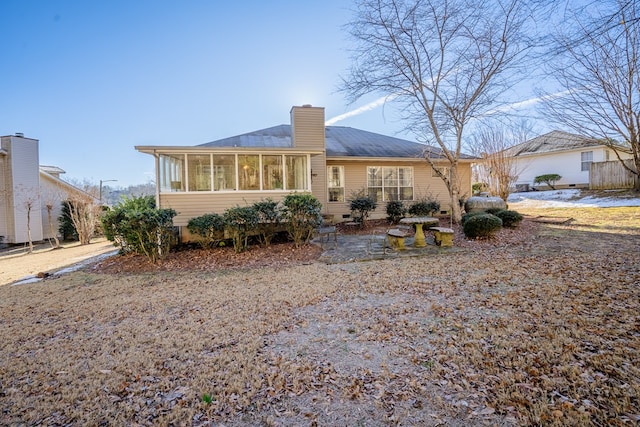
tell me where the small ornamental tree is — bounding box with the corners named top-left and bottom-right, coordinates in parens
top-left (534, 174), bottom-right (562, 190)
top-left (102, 195), bottom-right (177, 263)
top-left (282, 193), bottom-right (322, 247)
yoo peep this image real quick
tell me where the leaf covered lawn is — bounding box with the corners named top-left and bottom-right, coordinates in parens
top-left (0, 208), bottom-right (638, 426)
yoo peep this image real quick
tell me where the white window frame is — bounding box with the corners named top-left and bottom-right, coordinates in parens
top-left (581, 151), bottom-right (593, 172)
top-left (327, 166), bottom-right (345, 202)
top-left (158, 153), bottom-right (311, 193)
top-left (367, 166), bottom-right (414, 201)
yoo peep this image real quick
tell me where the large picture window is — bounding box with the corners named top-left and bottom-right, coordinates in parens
top-left (327, 166), bottom-right (344, 202)
top-left (367, 166), bottom-right (413, 201)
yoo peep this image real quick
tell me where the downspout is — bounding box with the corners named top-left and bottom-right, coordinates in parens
top-left (154, 151), bottom-right (160, 208)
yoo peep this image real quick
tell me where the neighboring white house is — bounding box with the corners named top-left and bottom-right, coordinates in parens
top-left (507, 130), bottom-right (633, 190)
top-left (0, 133), bottom-right (89, 244)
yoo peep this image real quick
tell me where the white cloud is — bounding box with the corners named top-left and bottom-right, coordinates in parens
top-left (325, 94), bottom-right (398, 125)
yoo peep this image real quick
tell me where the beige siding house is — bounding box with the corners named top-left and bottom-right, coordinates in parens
top-left (135, 105), bottom-right (475, 236)
top-left (0, 134), bottom-right (90, 244)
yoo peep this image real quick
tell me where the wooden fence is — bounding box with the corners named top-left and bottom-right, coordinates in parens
top-left (590, 159), bottom-right (639, 190)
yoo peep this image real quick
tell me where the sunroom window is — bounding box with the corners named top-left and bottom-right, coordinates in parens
top-left (159, 154), bottom-right (185, 192)
top-left (187, 154), bottom-right (211, 191)
top-left (158, 153), bottom-right (309, 193)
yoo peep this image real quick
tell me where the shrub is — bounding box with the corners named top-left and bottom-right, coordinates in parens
top-left (408, 199), bottom-right (440, 217)
top-left (495, 209), bottom-right (523, 228)
top-left (534, 173), bottom-right (562, 190)
top-left (386, 200), bottom-right (406, 224)
top-left (282, 193), bottom-right (323, 247)
top-left (187, 213), bottom-right (226, 248)
top-left (461, 211), bottom-right (486, 226)
top-left (102, 195), bottom-right (177, 263)
top-left (349, 193), bottom-right (377, 226)
top-left (253, 199), bottom-right (281, 246)
top-left (485, 207), bottom-right (504, 215)
top-left (463, 214), bottom-right (503, 239)
top-left (224, 206), bottom-right (259, 253)
top-left (58, 201), bottom-right (78, 241)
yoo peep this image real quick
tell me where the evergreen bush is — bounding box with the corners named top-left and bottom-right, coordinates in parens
top-left (252, 199), bottom-right (281, 246)
top-left (495, 209), bottom-right (523, 228)
top-left (102, 195), bottom-right (177, 263)
top-left (485, 207), bottom-right (504, 215)
top-left (386, 200), bottom-right (406, 224)
top-left (224, 206), bottom-right (259, 253)
top-left (349, 193), bottom-right (377, 226)
top-left (187, 213), bottom-right (226, 248)
top-left (461, 211), bottom-right (485, 226)
top-left (408, 199), bottom-right (440, 217)
top-left (463, 213), bottom-right (503, 239)
top-left (282, 193), bottom-right (323, 247)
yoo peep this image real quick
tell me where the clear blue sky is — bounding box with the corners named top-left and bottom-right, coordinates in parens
top-left (1, 1), bottom-right (544, 187)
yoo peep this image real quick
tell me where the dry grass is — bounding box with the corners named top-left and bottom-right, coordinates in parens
top-left (0, 206), bottom-right (639, 426)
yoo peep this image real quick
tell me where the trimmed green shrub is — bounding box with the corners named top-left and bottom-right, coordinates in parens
top-left (349, 194), bottom-right (377, 226)
top-left (461, 211), bottom-right (485, 226)
top-left (253, 199), bottom-right (281, 246)
top-left (187, 213), bottom-right (226, 248)
top-left (224, 206), bottom-right (259, 253)
top-left (408, 199), bottom-right (440, 217)
top-left (282, 193), bottom-right (323, 247)
top-left (485, 207), bottom-right (504, 215)
top-left (463, 213), bottom-right (503, 239)
top-left (386, 200), bottom-right (406, 224)
top-left (495, 209), bottom-right (523, 228)
top-left (102, 195), bottom-right (177, 263)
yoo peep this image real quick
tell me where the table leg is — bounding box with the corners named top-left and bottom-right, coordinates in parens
top-left (414, 223), bottom-right (426, 247)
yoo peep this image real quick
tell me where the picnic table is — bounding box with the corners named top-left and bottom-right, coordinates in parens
top-left (399, 216), bottom-right (439, 247)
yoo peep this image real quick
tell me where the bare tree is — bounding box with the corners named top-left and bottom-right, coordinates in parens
top-left (15, 184), bottom-right (40, 253)
top-left (471, 120), bottom-right (534, 201)
top-left (41, 188), bottom-right (62, 249)
top-left (65, 184), bottom-right (101, 245)
top-left (540, 0), bottom-right (640, 189)
top-left (341, 0), bottom-right (539, 221)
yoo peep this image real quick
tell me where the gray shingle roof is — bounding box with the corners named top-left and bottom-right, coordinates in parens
top-left (506, 130), bottom-right (602, 156)
top-left (199, 125), bottom-right (475, 160)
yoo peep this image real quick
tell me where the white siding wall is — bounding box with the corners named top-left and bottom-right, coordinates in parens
top-left (513, 148), bottom-right (605, 188)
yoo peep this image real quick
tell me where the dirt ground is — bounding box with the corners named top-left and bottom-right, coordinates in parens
top-left (0, 204), bottom-right (638, 426)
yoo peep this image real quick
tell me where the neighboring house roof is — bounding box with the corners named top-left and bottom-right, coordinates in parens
top-left (506, 130), bottom-right (608, 157)
top-left (39, 165), bottom-right (66, 175)
top-left (199, 125), bottom-right (476, 160)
